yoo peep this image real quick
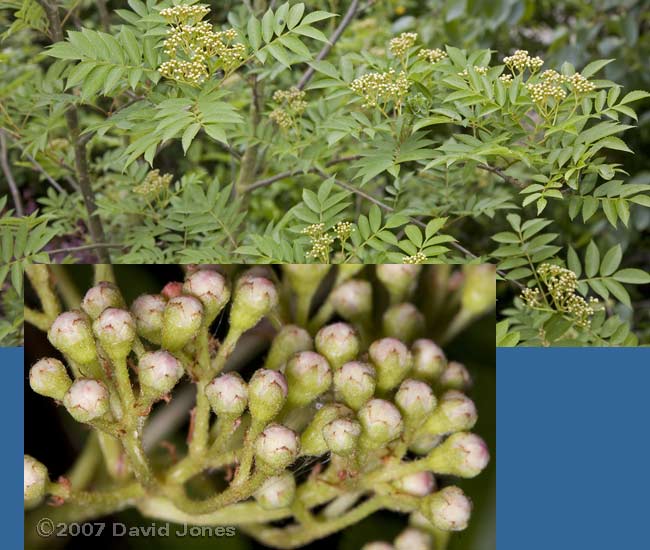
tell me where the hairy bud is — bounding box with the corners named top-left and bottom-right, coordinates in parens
top-left (285, 351), bottom-right (332, 407)
top-left (382, 303), bottom-right (425, 344)
top-left (24, 455), bottom-right (48, 508)
top-left (421, 486), bottom-right (472, 531)
top-left (394, 379), bottom-right (436, 425)
top-left (283, 264), bottom-right (330, 293)
top-left (439, 361), bottom-right (472, 391)
top-left (131, 294), bottom-right (166, 344)
top-left (411, 339), bottom-right (446, 382)
top-left (358, 398), bottom-right (403, 449)
top-left (301, 403), bottom-right (353, 456)
top-left (63, 378), bottom-right (109, 423)
top-left (138, 351), bottom-right (184, 395)
top-left (368, 338), bottom-right (413, 392)
top-left (205, 372), bottom-right (248, 417)
top-left (425, 432), bottom-right (489, 478)
top-left (29, 358), bottom-right (72, 401)
top-left (48, 311), bottom-right (96, 365)
top-left (248, 369), bottom-right (288, 424)
top-left (254, 472), bottom-right (296, 510)
top-left (161, 295), bottom-right (204, 351)
top-left (230, 276), bottom-right (279, 333)
top-left (333, 361), bottom-right (376, 411)
top-left (330, 279), bottom-right (372, 320)
top-left (161, 281), bottom-right (183, 299)
top-left (265, 325), bottom-right (313, 370)
top-left (315, 323), bottom-right (360, 370)
top-left (81, 282), bottom-right (125, 320)
top-left (376, 264), bottom-right (421, 302)
top-left (421, 390), bottom-right (477, 436)
top-left (393, 471), bottom-right (436, 497)
top-left (255, 424), bottom-right (299, 471)
top-left (182, 269), bottom-right (230, 324)
top-left (323, 418), bottom-right (361, 456)
top-left (92, 308), bottom-right (136, 360)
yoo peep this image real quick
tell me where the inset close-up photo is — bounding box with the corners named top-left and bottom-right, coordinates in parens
top-left (24, 264), bottom-right (495, 549)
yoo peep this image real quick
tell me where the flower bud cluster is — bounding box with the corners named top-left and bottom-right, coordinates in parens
top-left (418, 48), bottom-right (447, 64)
top-left (504, 49), bottom-right (542, 72)
top-left (389, 32), bottom-right (418, 57)
top-left (270, 88), bottom-right (308, 129)
top-left (350, 69), bottom-right (410, 109)
top-left (133, 169), bottom-right (174, 196)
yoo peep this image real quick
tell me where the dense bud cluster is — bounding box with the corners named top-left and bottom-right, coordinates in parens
top-left (389, 32), bottom-right (418, 57)
top-left (133, 170), bottom-right (174, 196)
top-left (350, 69), bottom-right (410, 108)
top-left (158, 5), bottom-right (245, 84)
top-left (418, 48), bottom-right (447, 63)
top-left (503, 49), bottom-right (542, 72)
top-left (523, 263), bottom-right (599, 327)
top-left (27, 266), bottom-right (491, 548)
top-left (270, 88), bottom-right (308, 129)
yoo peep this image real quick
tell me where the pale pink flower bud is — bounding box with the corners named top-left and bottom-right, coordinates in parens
top-left (29, 358), bottom-right (72, 400)
top-left (315, 322), bottom-right (360, 370)
top-left (426, 432), bottom-right (489, 478)
top-left (48, 311), bottom-right (96, 365)
top-left (265, 325), bottom-right (313, 370)
top-left (393, 471), bottom-right (436, 497)
top-left (394, 378), bottom-right (436, 423)
top-left (369, 338), bottom-right (413, 392)
top-left (254, 472), bottom-right (296, 510)
top-left (182, 269), bottom-right (230, 323)
top-left (205, 372), bottom-right (248, 416)
top-left (92, 308), bottom-right (136, 359)
top-left (411, 339), bottom-right (446, 382)
top-left (285, 351), bottom-right (332, 407)
top-left (421, 486), bottom-right (472, 531)
top-left (394, 528), bottom-right (433, 550)
top-left (248, 369), bottom-right (288, 423)
top-left (358, 398), bottom-right (403, 448)
top-left (161, 295), bottom-right (204, 351)
top-left (439, 361), bottom-right (472, 391)
top-left (254, 424), bottom-right (299, 471)
top-left (382, 303), bottom-right (425, 344)
top-left (138, 351), bottom-right (184, 395)
top-left (131, 294), bottom-right (166, 344)
top-left (230, 276), bottom-right (279, 332)
top-left (322, 418), bottom-right (361, 456)
top-left (63, 378), bottom-right (109, 423)
top-left (24, 455), bottom-right (48, 508)
top-left (333, 361), bottom-right (376, 411)
top-left (81, 282), bottom-right (125, 319)
top-left (330, 279), bottom-right (372, 320)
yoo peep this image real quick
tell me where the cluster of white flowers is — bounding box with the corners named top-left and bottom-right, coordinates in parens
top-left (158, 5), bottom-right (245, 84)
top-left (503, 49), bottom-right (543, 72)
top-left (350, 69), bottom-right (410, 108)
top-left (133, 169), bottom-right (174, 196)
top-left (389, 32), bottom-right (418, 57)
top-left (418, 48), bottom-right (447, 64)
top-left (566, 72), bottom-right (596, 93)
top-left (499, 73), bottom-right (513, 84)
top-left (527, 68), bottom-right (595, 104)
top-left (458, 65), bottom-right (488, 77)
top-left (334, 221), bottom-right (353, 241)
top-left (269, 108), bottom-right (292, 129)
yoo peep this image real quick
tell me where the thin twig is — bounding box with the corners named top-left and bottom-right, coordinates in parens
top-left (477, 163), bottom-right (525, 189)
top-left (46, 243), bottom-right (125, 255)
top-left (38, 0), bottom-right (110, 262)
top-left (0, 130), bottom-right (24, 215)
top-left (245, 156), bottom-right (361, 192)
top-left (296, 0), bottom-right (361, 90)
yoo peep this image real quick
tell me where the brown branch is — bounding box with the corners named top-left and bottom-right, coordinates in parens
top-left (244, 155), bottom-right (362, 192)
top-left (296, 0), bottom-right (361, 90)
top-left (477, 163), bottom-right (525, 189)
top-left (37, 0), bottom-right (110, 262)
top-left (0, 130), bottom-right (24, 215)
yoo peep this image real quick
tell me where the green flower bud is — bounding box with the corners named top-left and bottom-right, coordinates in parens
top-left (24, 455), bottom-right (48, 508)
top-left (411, 339), bottom-right (446, 382)
top-left (265, 325), bottom-right (313, 370)
top-left (421, 390), bottom-right (477, 436)
top-left (439, 361), bottom-right (471, 391)
top-left (394, 528), bottom-right (432, 550)
top-left (420, 486), bottom-right (472, 531)
top-left (137, 351), bottom-right (184, 395)
top-left (81, 282), bottom-right (125, 320)
top-left (337, 264), bottom-right (364, 281)
top-left (283, 264), bottom-right (330, 294)
top-left (92, 308), bottom-right (136, 360)
top-left (333, 361), bottom-right (376, 411)
top-left (315, 323), bottom-right (360, 371)
top-left (182, 269), bottom-right (230, 324)
top-left (248, 369), bottom-right (288, 424)
top-left (394, 379), bottom-right (436, 425)
top-left (63, 378), bottom-right (110, 423)
top-left (368, 338), bottom-right (413, 393)
top-left (376, 264), bottom-right (422, 303)
top-left (230, 276), bottom-right (279, 333)
top-left (254, 472), bottom-right (296, 510)
top-left (285, 351), bottom-right (332, 407)
top-left (393, 471), bottom-right (436, 497)
top-left (461, 265), bottom-right (496, 315)
top-left (425, 432), bottom-right (489, 478)
top-left (131, 294), bottom-right (166, 344)
top-left (161, 295), bottom-right (204, 351)
top-left (358, 398), bottom-right (403, 449)
top-left (48, 311), bottom-right (97, 365)
top-left (330, 279), bottom-right (372, 321)
top-left (205, 372), bottom-right (248, 417)
top-left (382, 303), bottom-right (425, 344)
top-left (254, 424), bottom-right (299, 471)
top-left (301, 403), bottom-right (353, 455)
top-left (323, 418), bottom-right (361, 456)
top-left (29, 358), bottom-right (72, 401)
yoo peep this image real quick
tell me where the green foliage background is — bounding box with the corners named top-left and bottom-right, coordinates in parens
top-left (1, 0), bottom-right (649, 346)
